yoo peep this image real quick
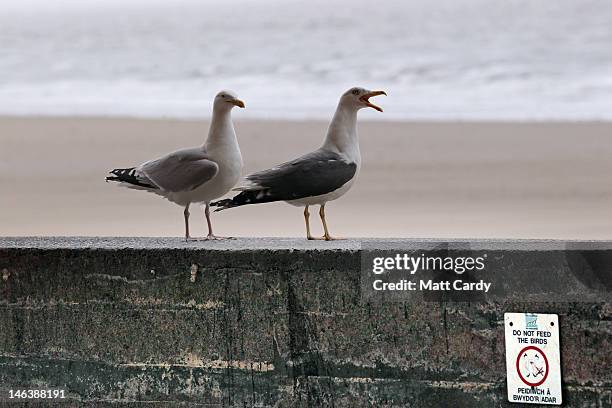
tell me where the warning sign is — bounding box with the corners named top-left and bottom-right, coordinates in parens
top-left (517, 345), bottom-right (548, 387)
top-left (505, 313), bottom-right (562, 405)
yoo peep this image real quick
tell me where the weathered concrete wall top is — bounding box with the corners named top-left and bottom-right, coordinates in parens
top-left (0, 237), bottom-right (610, 407)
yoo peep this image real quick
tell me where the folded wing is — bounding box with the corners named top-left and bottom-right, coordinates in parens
top-left (140, 147), bottom-right (219, 192)
top-left (213, 149), bottom-right (356, 209)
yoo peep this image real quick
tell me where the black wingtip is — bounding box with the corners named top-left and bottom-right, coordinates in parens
top-left (105, 167), bottom-right (157, 189)
top-left (210, 199), bottom-right (232, 211)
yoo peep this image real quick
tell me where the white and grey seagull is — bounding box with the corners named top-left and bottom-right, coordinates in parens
top-left (106, 90), bottom-right (245, 240)
top-left (212, 87), bottom-right (385, 240)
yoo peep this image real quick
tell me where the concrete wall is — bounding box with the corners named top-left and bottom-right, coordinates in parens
top-left (0, 237), bottom-right (610, 407)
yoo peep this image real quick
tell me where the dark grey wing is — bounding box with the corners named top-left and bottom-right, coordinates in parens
top-left (212, 149), bottom-right (356, 210)
top-left (139, 147), bottom-right (219, 192)
top-left (248, 149), bottom-right (356, 199)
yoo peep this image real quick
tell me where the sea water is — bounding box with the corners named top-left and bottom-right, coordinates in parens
top-left (1, 0), bottom-right (611, 120)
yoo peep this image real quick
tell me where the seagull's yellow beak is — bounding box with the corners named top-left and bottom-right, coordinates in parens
top-left (231, 99), bottom-right (246, 108)
top-left (359, 90), bottom-right (386, 112)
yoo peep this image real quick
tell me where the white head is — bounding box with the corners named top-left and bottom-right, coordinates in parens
top-left (213, 90), bottom-right (246, 112)
top-left (339, 87), bottom-right (386, 112)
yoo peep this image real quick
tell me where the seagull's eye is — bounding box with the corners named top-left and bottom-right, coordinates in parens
top-left (352, 89), bottom-right (360, 95)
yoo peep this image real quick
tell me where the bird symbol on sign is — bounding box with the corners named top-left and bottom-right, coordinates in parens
top-left (523, 352), bottom-right (545, 378)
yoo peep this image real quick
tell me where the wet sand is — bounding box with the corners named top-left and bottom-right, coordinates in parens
top-left (1, 117), bottom-right (611, 239)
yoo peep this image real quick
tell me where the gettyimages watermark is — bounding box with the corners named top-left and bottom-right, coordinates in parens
top-left (360, 241), bottom-right (612, 303)
top-left (371, 252), bottom-right (490, 293)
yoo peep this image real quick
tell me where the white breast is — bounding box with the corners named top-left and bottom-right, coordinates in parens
top-left (193, 146), bottom-right (243, 203)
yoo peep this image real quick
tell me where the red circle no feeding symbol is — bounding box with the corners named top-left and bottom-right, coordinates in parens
top-left (516, 345), bottom-right (549, 387)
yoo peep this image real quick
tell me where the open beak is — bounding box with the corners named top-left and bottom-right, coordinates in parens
top-left (359, 90), bottom-right (386, 112)
top-left (231, 99), bottom-right (246, 108)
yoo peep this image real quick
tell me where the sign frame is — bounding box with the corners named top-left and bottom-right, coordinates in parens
top-left (504, 312), bottom-right (562, 405)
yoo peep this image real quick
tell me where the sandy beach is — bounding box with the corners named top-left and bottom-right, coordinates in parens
top-left (1, 117), bottom-right (611, 239)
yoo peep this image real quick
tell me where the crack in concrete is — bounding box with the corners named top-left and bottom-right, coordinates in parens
top-left (84, 273), bottom-right (183, 284)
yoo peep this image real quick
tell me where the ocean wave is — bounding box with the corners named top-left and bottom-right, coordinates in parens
top-left (0, 0), bottom-right (611, 120)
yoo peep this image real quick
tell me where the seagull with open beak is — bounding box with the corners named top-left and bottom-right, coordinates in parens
top-left (212, 87), bottom-right (386, 240)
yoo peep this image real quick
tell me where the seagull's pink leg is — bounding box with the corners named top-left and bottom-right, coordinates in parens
top-left (184, 204), bottom-right (191, 241)
top-left (205, 202), bottom-right (215, 238)
top-left (204, 202), bottom-right (232, 240)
